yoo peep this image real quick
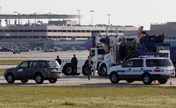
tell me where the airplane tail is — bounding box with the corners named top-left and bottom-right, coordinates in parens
top-left (82, 40), bottom-right (93, 50)
top-left (135, 26), bottom-right (143, 35)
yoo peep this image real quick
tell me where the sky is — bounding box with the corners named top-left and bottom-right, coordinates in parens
top-left (1, 0), bottom-right (176, 30)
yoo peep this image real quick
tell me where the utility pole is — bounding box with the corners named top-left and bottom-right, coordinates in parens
top-left (77, 10), bottom-right (81, 25)
top-left (90, 10), bottom-right (94, 25)
top-left (108, 14), bottom-right (111, 25)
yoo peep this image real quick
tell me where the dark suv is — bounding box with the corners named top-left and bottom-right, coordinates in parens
top-left (4, 60), bottom-right (62, 84)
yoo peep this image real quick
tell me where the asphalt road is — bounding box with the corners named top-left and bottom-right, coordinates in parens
top-left (1, 75), bottom-right (176, 86)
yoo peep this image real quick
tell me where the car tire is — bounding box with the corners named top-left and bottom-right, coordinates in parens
top-left (97, 70), bottom-right (102, 76)
top-left (35, 74), bottom-right (44, 84)
top-left (100, 64), bottom-right (107, 77)
top-left (21, 79), bottom-right (28, 83)
top-left (126, 80), bottom-right (134, 83)
top-left (6, 73), bottom-right (15, 83)
top-left (110, 72), bottom-right (119, 84)
top-left (49, 78), bottom-right (57, 83)
top-left (143, 74), bottom-right (152, 84)
top-left (63, 64), bottom-right (72, 75)
top-left (82, 65), bottom-right (88, 75)
top-left (158, 78), bottom-right (168, 84)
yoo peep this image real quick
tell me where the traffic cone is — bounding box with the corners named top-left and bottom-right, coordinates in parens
top-left (170, 82), bottom-right (172, 86)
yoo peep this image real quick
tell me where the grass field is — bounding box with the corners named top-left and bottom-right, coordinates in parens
top-left (0, 60), bottom-right (24, 65)
top-left (0, 69), bottom-right (5, 76)
top-left (0, 86), bottom-right (176, 108)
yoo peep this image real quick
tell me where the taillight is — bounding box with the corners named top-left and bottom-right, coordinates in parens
top-left (155, 67), bottom-right (160, 72)
top-left (45, 68), bottom-right (50, 72)
top-left (173, 67), bottom-right (175, 72)
top-left (60, 68), bottom-right (62, 72)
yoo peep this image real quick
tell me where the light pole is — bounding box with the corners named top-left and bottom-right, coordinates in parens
top-left (48, 12), bottom-right (52, 21)
top-left (34, 12), bottom-right (37, 23)
top-left (90, 10), bottom-right (94, 25)
top-left (14, 11), bottom-right (17, 25)
top-left (17, 13), bottom-right (20, 24)
top-left (77, 10), bottom-right (81, 25)
top-left (108, 14), bottom-right (111, 25)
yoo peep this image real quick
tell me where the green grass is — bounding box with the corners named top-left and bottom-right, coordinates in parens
top-left (0, 69), bottom-right (5, 76)
top-left (0, 86), bottom-right (176, 108)
top-left (0, 60), bottom-right (24, 65)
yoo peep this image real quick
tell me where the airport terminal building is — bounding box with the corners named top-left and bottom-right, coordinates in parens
top-left (0, 14), bottom-right (139, 49)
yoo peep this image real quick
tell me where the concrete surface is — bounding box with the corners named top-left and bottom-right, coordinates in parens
top-left (1, 75), bottom-right (176, 86)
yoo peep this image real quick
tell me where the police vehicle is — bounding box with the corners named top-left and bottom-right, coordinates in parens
top-left (108, 57), bottom-right (175, 84)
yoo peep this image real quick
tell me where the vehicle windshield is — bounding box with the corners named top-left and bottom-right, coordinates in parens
top-left (48, 60), bottom-right (60, 68)
top-left (98, 49), bottom-right (105, 54)
top-left (146, 59), bottom-right (173, 67)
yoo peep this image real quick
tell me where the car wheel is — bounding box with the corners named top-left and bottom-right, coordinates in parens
top-left (6, 74), bottom-right (15, 83)
top-left (158, 78), bottom-right (168, 84)
top-left (21, 79), bottom-right (28, 83)
top-left (143, 74), bottom-right (152, 84)
top-left (126, 80), bottom-right (134, 83)
top-left (49, 78), bottom-right (57, 83)
top-left (35, 74), bottom-right (44, 84)
top-left (101, 64), bottom-right (107, 77)
top-left (82, 65), bottom-right (88, 75)
top-left (110, 72), bottom-right (119, 84)
top-left (63, 64), bottom-right (72, 75)
top-left (97, 70), bottom-right (102, 76)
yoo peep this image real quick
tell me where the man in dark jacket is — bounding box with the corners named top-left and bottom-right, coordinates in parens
top-left (84, 56), bottom-right (93, 80)
top-left (71, 54), bottom-right (78, 75)
top-left (55, 56), bottom-right (62, 65)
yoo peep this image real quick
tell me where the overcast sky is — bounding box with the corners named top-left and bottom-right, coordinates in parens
top-left (1, 0), bottom-right (176, 30)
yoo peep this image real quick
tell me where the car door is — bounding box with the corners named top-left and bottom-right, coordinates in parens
top-left (16, 61), bottom-right (29, 79)
top-left (121, 60), bottom-right (134, 79)
top-left (130, 59), bottom-right (143, 80)
top-left (25, 61), bottom-right (38, 78)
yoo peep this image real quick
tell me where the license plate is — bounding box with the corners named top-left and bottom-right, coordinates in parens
top-left (52, 69), bottom-right (58, 72)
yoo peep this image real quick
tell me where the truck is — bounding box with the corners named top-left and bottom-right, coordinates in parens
top-left (61, 34), bottom-right (143, 76)
top-left (61, 28), bottom-right (176, 76)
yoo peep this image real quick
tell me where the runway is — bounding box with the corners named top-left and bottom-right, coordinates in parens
top-left (1, 51), bottom-right (176, 87)
top-left (1, 75), bottom-right (176, 86)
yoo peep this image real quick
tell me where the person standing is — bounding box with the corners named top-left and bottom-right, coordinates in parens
top-left (84, 56), bottom-right (93, 80)
top-left (55, 56), bottom-right (62, 65)
top-left (71, 54), bottom-right (78, 75)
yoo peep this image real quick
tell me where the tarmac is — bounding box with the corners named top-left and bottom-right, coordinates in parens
top-left (1, 50), bottom-right (176, 87)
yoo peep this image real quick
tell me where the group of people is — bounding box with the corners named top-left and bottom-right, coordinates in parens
top-left (55, 54), bottom-right (93, 80)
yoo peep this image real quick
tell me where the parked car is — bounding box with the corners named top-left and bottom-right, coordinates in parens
top-left (108, 57), bottom-right (175, 84)
top-left (4, 60), bottom-right (62, 84)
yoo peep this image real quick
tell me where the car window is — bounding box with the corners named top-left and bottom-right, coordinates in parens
top-left (146, 59), bottom-right (173, 67)
top-left (123, 60), bottom-right (134, 67)
top-left (133, 60), bottom-right (143, 67)
top-left (29, 61), bottom-right (38, 67)
top-left (48, 60), bottom-right (60, 68)
top-left (19, 61), bottom-right (28, 68)
top-left (38, 61), bottom-right (46, 67)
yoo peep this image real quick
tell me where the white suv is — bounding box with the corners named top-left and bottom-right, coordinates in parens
top-left (108, 57), bottom-right (175, 84)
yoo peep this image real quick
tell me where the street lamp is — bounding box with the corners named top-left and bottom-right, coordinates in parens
top-left (108, 14), bottom-right (111, 25)
top-left (17, 13), bottom-right (20, 24)
top-left (14, 12), bottom-right (20, 24)
top-left (34, 12), bottom-right (37, 23)
top-left (90, 10), bottom-right (94, 25)
top-left (77, 10), bottom-right (81, 25)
